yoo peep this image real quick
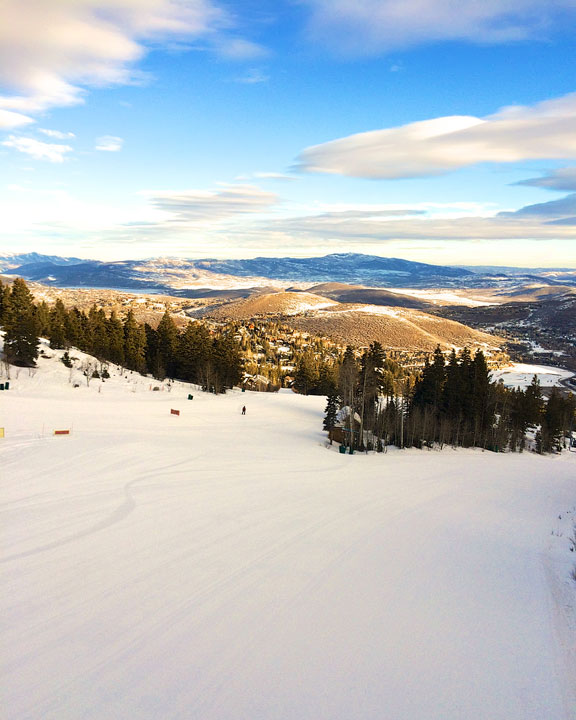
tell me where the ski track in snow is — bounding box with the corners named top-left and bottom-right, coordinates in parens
top-left (1, 350), bottom-right (575, 720)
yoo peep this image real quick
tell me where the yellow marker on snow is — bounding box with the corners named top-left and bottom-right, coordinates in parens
top-left (0, 428), bottom-right (4, 438)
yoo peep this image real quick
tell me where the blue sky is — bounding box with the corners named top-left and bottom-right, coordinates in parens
top-left (0, 0), bottom-right (575, 267)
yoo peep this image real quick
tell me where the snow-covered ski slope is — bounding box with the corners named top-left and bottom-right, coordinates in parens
top-left (491, 362), bottom-right (574, 389)
top-left (1, 347), bottom-right (575, 720)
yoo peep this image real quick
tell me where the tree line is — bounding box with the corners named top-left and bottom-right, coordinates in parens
top-left (324, 343), bottom-right (575, 455)
top-left (0, 278), bottom-right (243, 393)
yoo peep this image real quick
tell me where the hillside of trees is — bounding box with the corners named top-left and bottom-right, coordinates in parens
top-left (0, 278), bottom-right (242, 393)
top-left (324, 343), bottom-right (575, 455)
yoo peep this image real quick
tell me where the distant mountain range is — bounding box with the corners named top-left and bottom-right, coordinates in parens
top-left (194, 254), bottom-right (474, 283)
top-left (0, 251), bottom-right (574, 292)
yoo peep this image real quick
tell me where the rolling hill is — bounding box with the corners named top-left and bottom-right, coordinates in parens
top-left (196, 291), bottom-right (502, 350)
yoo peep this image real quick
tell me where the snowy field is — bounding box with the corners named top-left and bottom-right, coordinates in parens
top-left (1, 348), bottom-right (576, 720)
top-left (491, 362), bottom-right (574, 388)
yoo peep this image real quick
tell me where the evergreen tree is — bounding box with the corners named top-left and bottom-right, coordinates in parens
top-left (156, 309), bottom-right (179, 378)
top-left (48, 299), bottom-right (68, 349)
top-left (524, 375), bottom-right (544, 427)
top-left (471, 349), bottom-right (491, 446)
top-left (123, 310), bottom-right (147, 373)
top-left (1, 278), bottom-right (40, 367)
top-left (212, 333), bottom-right (243, 391)
top-left (35, 300), bottom-right (51, 338)
top-left (65, 307), bottom-right (86, 348)
top-left (176, 322), bottom-right (212, 383)
top-left (442, 349), bottom-right (461, 418)
top-left (88, 306), bottom-right (109, 359)
top-left (412, 346), bottom-right (445, 413)
top-left (0, 280), bottom-right (6, 324)
top-left (294, 348), bottom-right (319, 395)
top-left (107, 311), bottom-right (125, 366)
top-left (323, 392), bottom-right (340, 432)
top-left (317, 360), bottom-right (338, 396)
top-left (541, 388), bottom-right (566, 453)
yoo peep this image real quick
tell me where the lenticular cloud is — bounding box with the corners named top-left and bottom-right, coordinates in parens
top-left (296, 93), bottom-right (576, 179)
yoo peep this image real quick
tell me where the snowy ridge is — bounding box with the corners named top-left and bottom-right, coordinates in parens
top-left (1, 344), bottom-right (575, 720)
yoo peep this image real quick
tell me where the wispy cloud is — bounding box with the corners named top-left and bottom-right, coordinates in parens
top-left (263, 196), bottom-right (576, 243)
top-left (296, 93), bottom-right (576, 179)
top-left (234, 68), bottom-right (270, 84)
top-left (39, 128), bottom-right (76, 140)
top-left (516, 167), bottom-right (576, 192)
top-left (236, 172), bottom-right (296, 182)
top-left (142, 184), bottom-right (279, 223)
top-left (300, 0), bottom-right (576, 55)
top-left (1, 135), bottom-right (73, 162)
top-left (95, 135), bottom-right (124, 152)
top-left (0, 108), bottom-right (35, 129)
top-left (0, 0), bottom-right (230, 118)
top-left (498, 193), bottom-right (576, 218)
top-left (211, 37), bottom-right (269, 61)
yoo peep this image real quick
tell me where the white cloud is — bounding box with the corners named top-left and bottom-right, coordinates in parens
top-left (296, 93), bottom-right (576, 179)
top-left (0, 0), bottom-right (228, 116)
top-left (95, 135), bottom-right (124, 152)
top-left (1, 135), bottom-right (73, 162)
top-left (300, 0), bottom-right (576, 55)
top-left (38, 128), bottom-right (76, 139)
top-left (0, 108), bottom-right (34, 129)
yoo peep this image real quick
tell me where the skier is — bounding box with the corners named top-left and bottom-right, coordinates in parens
top-left (242, 405), bottom-right (246, 415)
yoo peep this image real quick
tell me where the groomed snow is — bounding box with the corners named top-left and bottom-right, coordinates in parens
top-left (491, 362), bottom-right (574, 388)
top-left (1, 346), bottom-right (575, 720)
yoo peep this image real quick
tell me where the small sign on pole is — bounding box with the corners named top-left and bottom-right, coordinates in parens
top-left (170, 409), bottom-right (180, 416)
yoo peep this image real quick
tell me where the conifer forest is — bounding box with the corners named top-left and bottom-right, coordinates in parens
top-left (1, 277), bottom-right (574, 454)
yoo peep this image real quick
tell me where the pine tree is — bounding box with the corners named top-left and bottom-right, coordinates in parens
top-left (107, 311), bottom-right (125, 366)
top-left (471, 349), bottom-right (490, 446)
top-left (524, 375), bottom-right (544, 427)
top-left (294, 348), bottom-right (319, 395)
top-left (0, 280), bottom-right (6, 324)
top-left (323, 392), bottom-right (340, 432)
top-left (541, 388), bottom-right (565, 453)
top-left (123, 310), bottom-right (147, 373)
top-left (65, 307), bottom-right (86, 348)
top-left (88, 306), bottom-right (109, 359)
top-left (176, 322), bottom-right (212, 383)
top-left (156, 309), bottom-right (179, 379)
top-left (34, 300), bottom-right (51, 338)
top-left (213, 333), bottom-right (243, 391)
top-left (48, 299), bottom-right (68, 349)
top-left (1, 278), bottom-right (40, 367)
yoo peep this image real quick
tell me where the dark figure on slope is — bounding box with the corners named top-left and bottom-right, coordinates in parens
top-left (242, 406), bottom-right (246, 415)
